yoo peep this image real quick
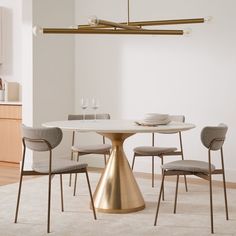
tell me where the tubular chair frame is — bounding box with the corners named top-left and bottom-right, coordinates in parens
top-left (68, 114), bottom-right (111, 195)
top-left (14, 137), bottom-right (96, 233)
top-left (132, 131), bottom-right (188, 194)
top-left (70, 132), bottom-right (111, 195)
top-left (154, 137), bottom-right (229, 234)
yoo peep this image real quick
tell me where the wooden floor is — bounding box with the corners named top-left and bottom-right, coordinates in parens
top-left (1, 162), bottom-right (236, 189)
top-left (0, 162), bottom-right (20, 186)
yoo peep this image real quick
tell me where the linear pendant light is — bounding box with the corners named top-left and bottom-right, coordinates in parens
top-left (34, 0), bottom-right (211, 36)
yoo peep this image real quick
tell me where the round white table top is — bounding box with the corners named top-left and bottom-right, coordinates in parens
top-left (43, 119), bottom-right (195, 134)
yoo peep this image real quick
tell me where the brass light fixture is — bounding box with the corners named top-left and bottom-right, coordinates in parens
top-left (34, 0), bottom-right (211, 36)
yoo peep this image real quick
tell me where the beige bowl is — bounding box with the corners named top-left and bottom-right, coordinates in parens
top-left (144, 113), bottom-right (169, 122)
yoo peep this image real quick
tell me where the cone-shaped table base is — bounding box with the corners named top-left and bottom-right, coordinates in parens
top-left (93, 133), bottom-right (145, 213)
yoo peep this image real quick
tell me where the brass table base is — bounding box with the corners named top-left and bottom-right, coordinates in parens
top-left (93, 133), bottom-right (145, 213)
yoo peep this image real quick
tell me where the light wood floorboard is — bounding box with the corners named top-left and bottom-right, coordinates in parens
top-left (1, 162), bottom-right (235, 189)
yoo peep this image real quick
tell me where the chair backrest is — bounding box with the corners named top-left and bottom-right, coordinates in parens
top-left (68, 113), bottom-right (110, 120)
top-left (157, 115), bottom-right (185, 134)
top-left (169, 115), bottom-right (185, 123)
top-left (201, 124), bottom-right (228, 151)
top-left (22, 125), bottom-right (63, 151)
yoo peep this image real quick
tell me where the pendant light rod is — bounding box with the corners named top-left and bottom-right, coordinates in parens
top-left (34, 0), bottom-right (209, 37)
top-left (78, 18), bottom-right (205, 29)
top-left (42, 28), bottom-right (184, 35)
top-left (88, 17), bottom-right (140, 30)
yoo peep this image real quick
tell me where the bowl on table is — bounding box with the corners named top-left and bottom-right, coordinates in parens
top-left (136, 113), bottom-right (170, 126)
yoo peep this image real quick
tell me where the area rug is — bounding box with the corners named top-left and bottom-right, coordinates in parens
top-left (0, 172), bottom-right (235, 236)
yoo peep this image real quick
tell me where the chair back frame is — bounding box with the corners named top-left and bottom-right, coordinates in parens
top-left (22, 137), bottom-right (53, 175)
top-left (15, 129), bottom-right (97, 233)
top-left (154, 124), bottom-right (229, 234)
top-left (68, 113), bottom-right (111, 147)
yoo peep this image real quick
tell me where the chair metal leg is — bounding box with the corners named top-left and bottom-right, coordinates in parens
top-left (183, 175), bottom-right (188, 192)
top-left (60, 174), bottom-right (64, 212)
top-left (14, 172), bottom-right (24, 223)
top-left (73, 173), bottom-right (78, 196)
top-left (209, 174), bottom-right (214, 234)
top-left (161, 157), bottom-right (165, 201)
top-left (154, 172), bottom-right (165, 226)
top-left (47, 173), bottom-right (52, 233)
top-left (179, 132), bottom-right (188, 192)
top-left (69, 151), bottom-right (74, 187)
top-left (174, 175), bottom-right (179, 214)
top-left (221, 148), bottom-right (229, 220)
top-left (181, 154), bottom-right (188, 192)
top-left (104, 154), bottom-right (107, 166)
top-left (131, 154), bottom-right (136, 170)
top-left (85, 171), bottom-right (97, 220)
top-left (72, 153), bottom-right (80, 194)
top-left (222, 171), bottom-right (229, 220)
top-left (152, 156), bottom-right (154, 188)
top-left (69, 174), bottom-right (72, 187)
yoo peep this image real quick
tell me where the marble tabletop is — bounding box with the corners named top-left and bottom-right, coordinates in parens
top-left (43, 119), bottom-right (195, 134)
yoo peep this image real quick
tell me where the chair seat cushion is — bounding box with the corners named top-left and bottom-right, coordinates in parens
top-left (133, 146), bottom-right (177, 156)
top-left (162, 160), bottom-right (216, 173)
top-left (71, 144), bottom-right (111, 154)
top-left (33, 159), bottom-right (87, 174)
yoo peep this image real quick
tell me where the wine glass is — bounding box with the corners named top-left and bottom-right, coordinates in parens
top-left (91, 98), bottom-right (100, 120)
top-left (80, 97), bottom-right (88, 120)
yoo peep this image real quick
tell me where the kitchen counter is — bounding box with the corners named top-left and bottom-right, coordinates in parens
top-left (0, 101), bottom-right (22, 105)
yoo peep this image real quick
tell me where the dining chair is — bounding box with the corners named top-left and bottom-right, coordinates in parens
top-left (154, 124), bottom-right (229, 234)
top-left (14, 125), bottom-right (96, 233)
top-left (68, 113), bottom-right (111, 195)
top-left (132, 115), bottom-right (188, 195)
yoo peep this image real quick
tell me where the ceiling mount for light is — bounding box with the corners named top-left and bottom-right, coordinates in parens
top-left (35, 0), bottom-right (211, 36)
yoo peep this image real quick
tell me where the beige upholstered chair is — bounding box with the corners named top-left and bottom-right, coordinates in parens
top-left (14, 125), bottom-right (96, 233)
top-left (68, 114), bottom-right (111, 195)
top-left (132, 115), bottom-right (187, 193)
top-left (154, 124), bottom-right (229, 234)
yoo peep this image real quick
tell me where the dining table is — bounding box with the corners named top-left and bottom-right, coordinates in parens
top-left (43, 119), bottom-right (195, 213)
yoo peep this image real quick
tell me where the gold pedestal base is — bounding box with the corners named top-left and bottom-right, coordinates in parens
top-left (93, 133), bottom-right (145, 213)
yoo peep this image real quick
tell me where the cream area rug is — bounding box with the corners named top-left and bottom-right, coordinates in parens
top-left (0, 172), bottom-right (235, 236)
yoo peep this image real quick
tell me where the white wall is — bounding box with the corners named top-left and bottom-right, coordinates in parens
top-left (0, 0), bottom-right (33, 168)
top-left (32, 0), bottom-right (75, 160)
top-left (0, 0), bottom-right (22, 84)
top-left (22, 0), bottom-right (33, 127)
top-left (2, 0), bottom-right (75, 168)
top-left (75, 0), bottom-right (236, 182)
top-left (3, 0), bottom-right (235, 181)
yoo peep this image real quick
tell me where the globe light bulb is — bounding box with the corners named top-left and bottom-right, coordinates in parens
top-left (88, 15), bottom-right (99, 26)
top-left (32, 25), bottom-right (43, 36)
top-left (183, 28), bottom-right (192, 36)
top-left (204, 16), bottom-right (213, 23)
